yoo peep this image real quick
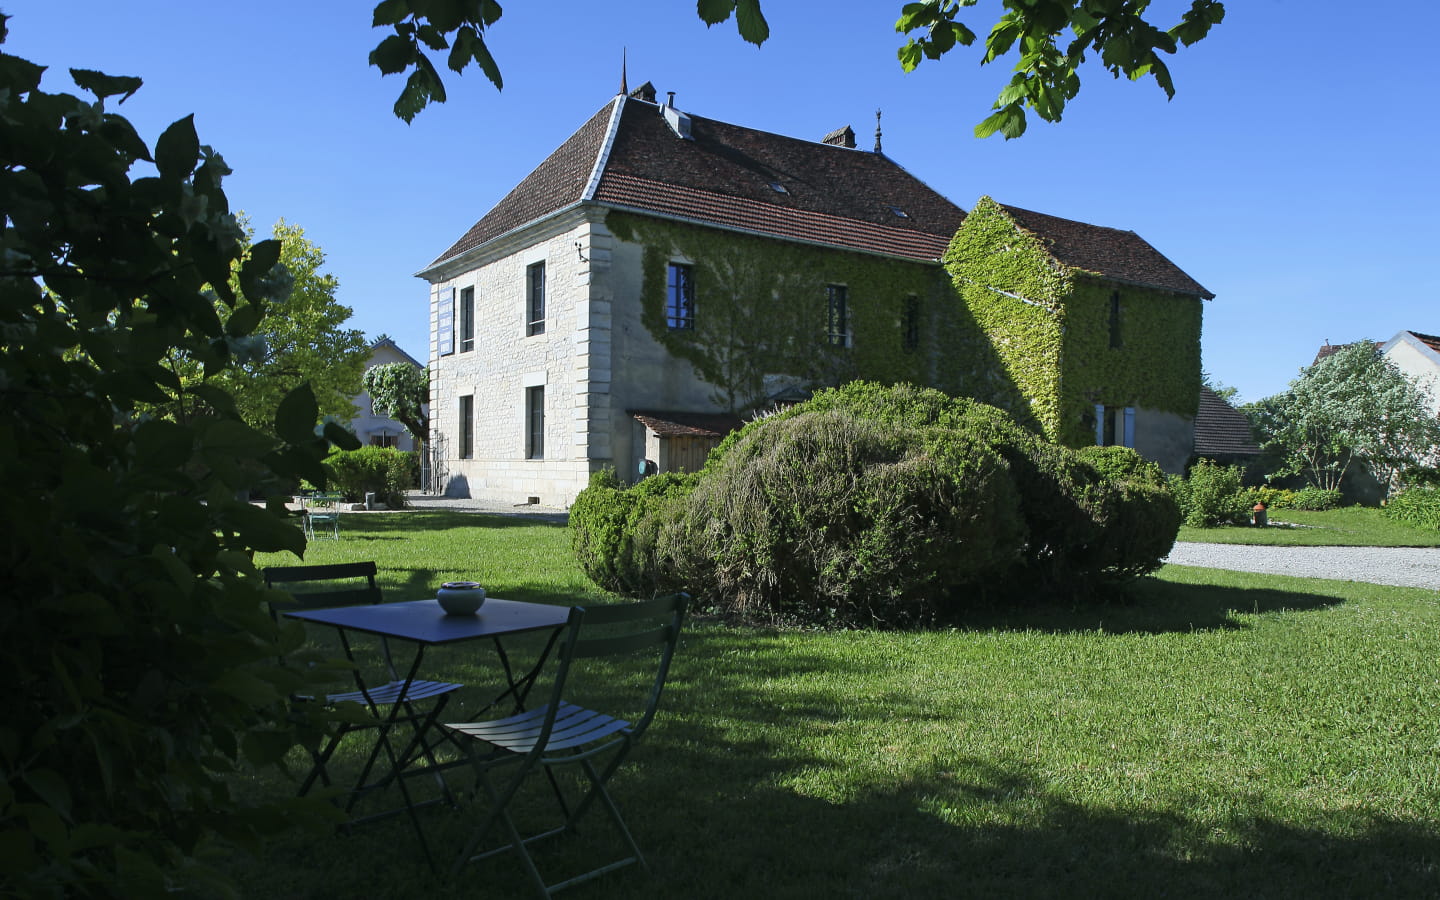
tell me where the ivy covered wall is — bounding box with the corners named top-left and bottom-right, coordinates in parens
top-left (943, 197), bottom-right (1202, 447)
top-left (607, 212), bottom-right (989, 411)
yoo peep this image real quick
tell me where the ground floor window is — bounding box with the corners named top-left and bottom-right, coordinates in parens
top-left (370, 433), bottom-right (399, 448)
top-left (1095, 404), bottom-right (1135, 447)
top-left (459, 395), bottom-right (474, 459)
top-left (525, 386), bottom-right (544, 459)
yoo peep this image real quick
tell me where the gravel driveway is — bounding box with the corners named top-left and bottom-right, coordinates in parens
top-left (1163, 542), bottom-right (1440, 590)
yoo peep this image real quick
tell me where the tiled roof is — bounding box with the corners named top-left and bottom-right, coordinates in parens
top-left (1193, 387), bottom-right (1260, 457)
top-left (1312, 340), bottom-right (1382, 365)
top-left (629, 410), bottom-right (745, 438)
top-left (594, 100), bottom-right (965, 261)
top-left (430, 102), bottom-right (615, 265)
top-left (427, 96), bottom-right (966, 269)
top-left (1408, 331), bottom-right (1440, 354)
top-left (997, 202), bottom-right (1214, 299)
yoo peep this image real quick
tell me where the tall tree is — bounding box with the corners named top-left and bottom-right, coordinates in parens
top-left (362, 361), bottom-right (430, 444)
top-left (369, 0), bottom-right (1224, 136)
top-left (1248, 342), bottom-right (1440, 496)
top-left (210, 218), bottom-right (370, 432)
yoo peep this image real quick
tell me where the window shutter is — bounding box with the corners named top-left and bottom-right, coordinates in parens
top-left (437, 287), bottom-right (456, 356)
top-left (1094, 404), bottom-right (1105, 445)
top-left (1123, 407), bottom-right (1136, 448)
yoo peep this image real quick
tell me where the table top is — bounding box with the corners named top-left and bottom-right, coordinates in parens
top-left (284, 597), bottom-right (573, 645)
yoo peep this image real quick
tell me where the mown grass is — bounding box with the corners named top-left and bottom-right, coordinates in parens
top-left (231, 511), bottom-right (1440, 898)
top-left (1178, 505), bottom-right (1440, 547)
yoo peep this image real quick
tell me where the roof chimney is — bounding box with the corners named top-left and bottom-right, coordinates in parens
top-left (822, 125), bottom-right (856, 149)
top-left (666, 91), bottom-right (676, 108)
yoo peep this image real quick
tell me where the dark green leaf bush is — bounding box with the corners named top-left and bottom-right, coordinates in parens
top-left (1170, 458), bottom-right (1250, 526)
top-left (324, 445), bottom-right (416, 506)
top-left (1383, 486), bottom-right (1440, 531)
top-left (571, 382), bottom-right (1181, 627)
top-left (1289, 486), bottom-right (1344, 511)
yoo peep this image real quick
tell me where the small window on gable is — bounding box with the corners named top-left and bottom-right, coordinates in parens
top-left (826, 284), bottom-right (850, 348)
top-left (902, 295), bottom-right (920, 352)
top-left (527, 262), bottom-right (546, 336)
top-left (1109, 290), bottom-right (1122, 349)
top-left (666, 263), bottom-right (694, 330)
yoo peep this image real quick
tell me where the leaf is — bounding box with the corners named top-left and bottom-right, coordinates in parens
top-left (323, 420), bottom-right (362, 451)
top-left (696, 0), bottom-right (735, 27)
top-left (241, 730), bottom-right (297, 767)
top-left (213, 670), bottom-right (282, 707)
top-left (69, 68), bottom-right (143, 103)
top-left (470, 34), bottom-right (503, 89)
top-left (274, 383), bottom-right (319, 445)
top-left (154, 115), bottom-right (199, 180)
top-left (371, 0), bottom-right (409, 26)
top-left (975, 103), bottom-right (1027, 140)
top-left (22, 769), bottom-right (72, 821)
top-left (219, 501), bottom-right (306, 554)
top-left (133, 419), bottom-right (194, 471)
top-left (734, 0), bottom-right (770, 45)
top-left (369, 33), bottom-right (415, 75)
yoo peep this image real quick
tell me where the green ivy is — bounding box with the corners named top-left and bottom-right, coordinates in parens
top-left (943, 197), bottom-right (1202, 446)
top-left (607, 212), bottom-right (971, 410)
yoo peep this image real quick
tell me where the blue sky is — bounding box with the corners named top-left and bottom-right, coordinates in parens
top-left (6, 1), bottom-right (1435, 405)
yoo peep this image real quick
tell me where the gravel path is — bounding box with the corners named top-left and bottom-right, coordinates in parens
top-left (1163, 542), bottom-right (1440, 590)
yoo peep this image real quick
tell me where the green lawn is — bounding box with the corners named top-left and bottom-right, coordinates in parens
top-left (1178, 505), bottom-right (1440, 547)
top-left (232, 511), bottom-right (1440, 898)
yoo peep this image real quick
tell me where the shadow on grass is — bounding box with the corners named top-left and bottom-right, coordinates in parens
top-left (336, 510), bottom-right (569, 534)
top-left (950, 577), bottom-right (1347, 637)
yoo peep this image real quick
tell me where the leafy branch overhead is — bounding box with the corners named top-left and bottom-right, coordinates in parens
top-left (368, 0), bottom-right (1222, 136)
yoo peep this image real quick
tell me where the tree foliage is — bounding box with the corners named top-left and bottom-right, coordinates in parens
top-left (369, 0), bottom-right (1224, 136)
top-left (362, 361), bottom-right (429, 444)
top-left (0, 25), bottom-right (352, 895)
top-left (1248, 342), bottom-right (1440, 496)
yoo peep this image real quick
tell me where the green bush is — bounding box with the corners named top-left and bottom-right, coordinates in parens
top-left (570, 469), bottom-right (695, 595)
top-left (1171, 458), bottom-right (1250, 527)
top-left (1382, 487), bottom-right (1440, 530)
top-left (324, 446), bottom-right (416, 507)
top-left (1290, 486), bottom-right (1344, 511)
top-left (1074, 447), bottom-right (1181, 579)
top-left (1241, 485), bottom-right (1298, 510)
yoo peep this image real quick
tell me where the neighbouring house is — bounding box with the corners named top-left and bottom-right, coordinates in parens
top-left (418, 85), bottom-right (1211, 506)
top-left (1379, 330), bottom-right (1440, 417)
top-left (1192, 386), bottom-right (1261, 468)
top-left (350, 336), bottom-right (426, 452)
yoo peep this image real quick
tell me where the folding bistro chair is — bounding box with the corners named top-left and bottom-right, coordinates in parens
top-left (263, 562), bottom-right (464, 816)
top-left (301, 492), bottom-right (343, 540)
top-left (442, 593), bottom-right (688, 898)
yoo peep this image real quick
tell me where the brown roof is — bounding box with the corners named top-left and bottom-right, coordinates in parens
top-left (997, 202), bottom-right (1214, 299)
top-left (1193, 387), bottom-right (1260, 457)
top-left (1409, 331), bottom-right (1440, 354)
top-left (427, 96), bottom-right (966, 269)
top-left (1312, 339), bottom-right (1382, 365)
top-left (629, 410), bottom-right (744, 438)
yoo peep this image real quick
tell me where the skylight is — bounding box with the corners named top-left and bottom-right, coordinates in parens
top-left (888, 206), bottom-right (909, 218)
top-left (768, 182), bottom-right (789, 194)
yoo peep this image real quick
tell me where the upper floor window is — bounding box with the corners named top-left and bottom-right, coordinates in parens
top-left (826, 284), bottom-right (849, 347)
top-left (1109, 290), bottom-right (1122, 349)
top-left (459, 286), bottom-right (475, 353)
top-left (902, 295), bottom-right (920, 352)
top-left (666, 263), bottom-right (694, 330)
top-left (526, 262), bottom-right (546, 336)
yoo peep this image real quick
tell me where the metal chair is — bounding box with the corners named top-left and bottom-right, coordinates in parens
top-left (301, 492), bottom-right (343, 540)
top-left (441, 593), bottom-right (688, 897)
top-left (263, 562), bottom-right (464, 816)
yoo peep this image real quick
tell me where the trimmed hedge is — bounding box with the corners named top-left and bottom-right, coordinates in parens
top-left (323, 446), bottom-right (417, 507)
top-left (1290, 486), bottom-right (1343, 511)
top-left (571, 382), bottom-right (1182, 627)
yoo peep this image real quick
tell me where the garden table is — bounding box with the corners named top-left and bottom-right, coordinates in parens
top-left (283, 597), bottom-right (572, 865)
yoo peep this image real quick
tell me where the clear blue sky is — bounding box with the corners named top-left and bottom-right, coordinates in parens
top-left (6, 1), bottom-right (1435, 405)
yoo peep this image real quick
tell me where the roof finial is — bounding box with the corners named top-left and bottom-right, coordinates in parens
top-left (874, 108), bottom-right (883, 153)
top-left (619, 48), bottom-right (628, 96)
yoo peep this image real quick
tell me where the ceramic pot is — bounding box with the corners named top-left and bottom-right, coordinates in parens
top-left (437, 581), bottom-right (486, 615)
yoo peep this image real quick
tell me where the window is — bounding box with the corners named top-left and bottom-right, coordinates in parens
top-left (525, 386), bottom-right (545, 460)
top-left (826, 284), bottom-right (849, 347)
top-left (459, 286), bottom-right (475, 353)
top-left (902, 295), bottom-right (920, 352)
top-left (437, 287), bottom-right (456, 356)
top-left (458, 395), bottom-right (474, 459)
top-left (1109, 290), bottom-right (1122, 349)
top-left (666, 263), bottom-right (694, 329)
top-left (370, 433), bottom-right (399, 448)
top-left (1094, 404), bottom-right (1135, 448)
top-left (526, 262), bottom-right (546, 336)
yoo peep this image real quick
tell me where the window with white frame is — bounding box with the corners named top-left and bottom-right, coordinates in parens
top-left (525, 386), bottom-right (544, 459)
top-left (459, 286), bottom-right (475, 353)
top-left (526, 262), bottom-right (546, 336)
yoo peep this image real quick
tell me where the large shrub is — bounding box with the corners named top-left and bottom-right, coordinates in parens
top-left (1289, 486), bottom-right (1344, 511)
top-left (573, 382), bottom-right (1182, 627)
top-left (1383, 486), bottom-right (1440, 531)
top-left (324, 446), bottom-right (416, 506)
top-left (1170, 458), bottom-right (1249, 527)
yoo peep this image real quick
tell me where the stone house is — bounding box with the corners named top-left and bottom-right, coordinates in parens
top-left (417, 86), bottom-right (1211, 506)
top-left (350, 336), bottom-right (426, 452)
